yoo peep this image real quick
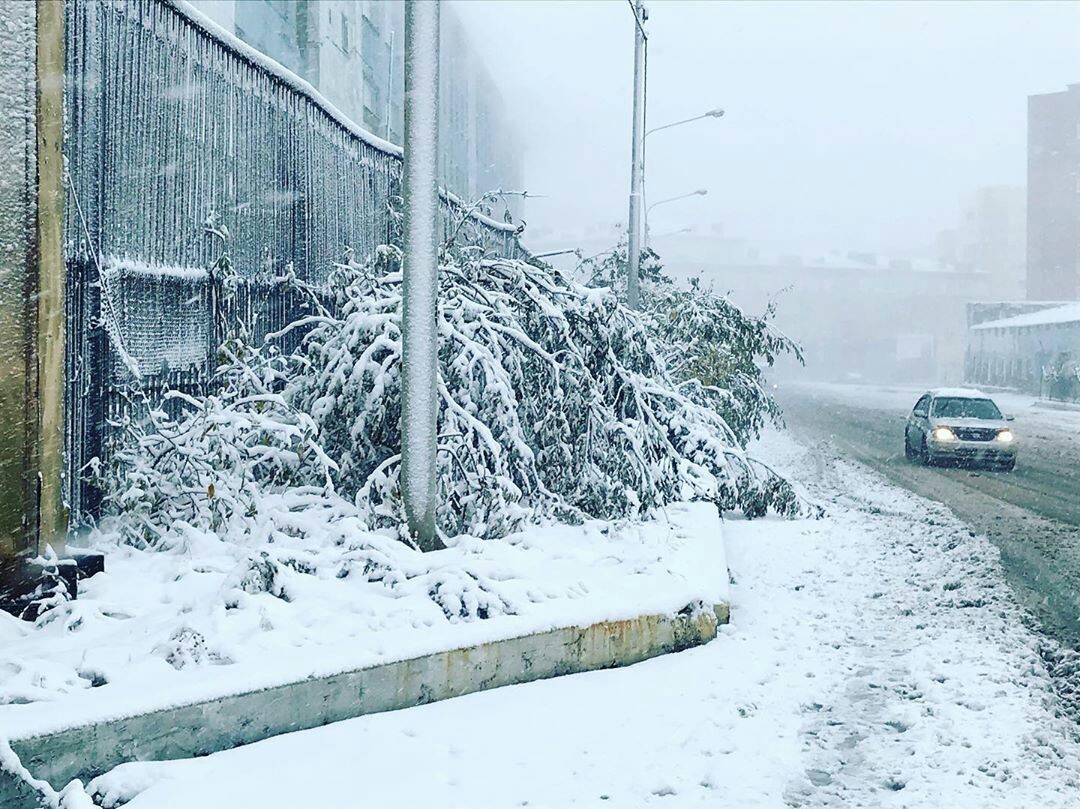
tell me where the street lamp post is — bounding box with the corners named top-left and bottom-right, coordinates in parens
top-left (645, 108), bottom-right (724, 140)
top-left (625, 0), bottom-right (647, 311)
top-left (640, 108), bottom-right (723, 254)
top-left (624, 0), bottom-right (721, 309)
top-left (645, 189), bottom-right (707, 248)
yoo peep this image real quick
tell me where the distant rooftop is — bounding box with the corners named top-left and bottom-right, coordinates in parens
top-left (526, 227), bottom-right (957, 274)
top-left (972, 302), bottom-right (1080, 331)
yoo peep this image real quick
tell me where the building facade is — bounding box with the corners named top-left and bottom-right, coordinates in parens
top-left (680, 255), bottom-right (993, 385)
top-left (1027, 83), bottom-right (1080, 301)
top-left (187, 0), bottom-right (522, 217)
top-left (966, 302), bottom-right (1080, 398)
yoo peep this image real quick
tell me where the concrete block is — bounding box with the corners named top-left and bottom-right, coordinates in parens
top-left (1, 606), bottom-right (718, 805)
top-left (714, 601), bottom-right (731, 625)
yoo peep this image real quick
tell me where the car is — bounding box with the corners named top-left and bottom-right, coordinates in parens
top-left (904, 388), bottom-right (1017, 471)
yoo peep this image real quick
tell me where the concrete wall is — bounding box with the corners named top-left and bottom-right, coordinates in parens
top-left (0, 0), bottom-right (65, 563)
top-left (0, 604), bottom-right (726, 806)
top-left (0, 0), bottom-right (37, 561)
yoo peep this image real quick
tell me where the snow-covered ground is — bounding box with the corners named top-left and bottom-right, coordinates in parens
top-left (0, 504), bottom-right (726, 741)
top-left (79, 429), bottom-right (1080, 808)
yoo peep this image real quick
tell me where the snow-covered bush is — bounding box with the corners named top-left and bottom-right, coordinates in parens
top-left (95, 298), bottom-right (521, 621)
top-left (1044, 354), bottom-right (1080, 402)
top-left (100, 230), bottom-right (811, 551)
top-left (582, 239), bottom-right (799, 448)
top-left (292, 242), bottom-right (811, 538)
top-left (98, 323), bottom-right (337, 549)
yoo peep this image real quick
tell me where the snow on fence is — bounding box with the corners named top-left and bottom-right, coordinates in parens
top-left (62, 0), bottom-right (521, 519)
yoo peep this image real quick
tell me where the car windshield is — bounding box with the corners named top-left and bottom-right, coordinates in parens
top-left (931, 397), bottom-right (1002, 420)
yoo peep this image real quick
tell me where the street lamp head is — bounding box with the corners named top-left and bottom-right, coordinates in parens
top-left (706, 108), bottom-right (725, 118)
top-left (695, 189), bottom-right (708, 196)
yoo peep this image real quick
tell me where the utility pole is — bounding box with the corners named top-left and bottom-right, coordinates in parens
top-left (625, 0), bottom-right (646, 310)
top-left (400, 0), bottom-right (442, 551)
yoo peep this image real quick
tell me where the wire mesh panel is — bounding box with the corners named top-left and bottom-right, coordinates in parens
top-left (63, 0), bottom-right (521, 521)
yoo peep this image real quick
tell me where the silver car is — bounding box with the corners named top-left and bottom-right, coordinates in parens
top-left (904, 388), bottom-right (1017, 470)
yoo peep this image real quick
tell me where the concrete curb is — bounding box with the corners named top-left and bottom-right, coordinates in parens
top-left (1031, 399), bottom-right (1080, 413)
top-left (1, 602), bottom-right (728, 805)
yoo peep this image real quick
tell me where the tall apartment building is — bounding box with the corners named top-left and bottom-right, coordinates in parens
top-left (187, 0), bottom-right (523, 217)
top-left (1027, 83), bottom-right (1080, 300)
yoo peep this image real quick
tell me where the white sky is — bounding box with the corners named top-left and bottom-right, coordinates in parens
top-left (451, 0), bottom-right (1080, 255)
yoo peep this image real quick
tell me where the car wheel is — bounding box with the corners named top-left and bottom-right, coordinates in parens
top-left (999, 458), bottom-right (1016, 472)
top-left (904, 434), bottom-right (915, 461)
top-left (919, 436), bottom-right (932, 466)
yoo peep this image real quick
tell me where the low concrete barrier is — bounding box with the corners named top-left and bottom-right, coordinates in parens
top-left (1031, 398), bottom-right (1080, 413)
top-left (1, 602), bottom-right (727, 805)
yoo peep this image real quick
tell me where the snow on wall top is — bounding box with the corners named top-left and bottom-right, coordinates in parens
top-left (171, 0), bottom-right (516, 235)
top-left (971, 302), bottom-right (1080, 331)
top-left (171, 1), bottom-right (400, 156)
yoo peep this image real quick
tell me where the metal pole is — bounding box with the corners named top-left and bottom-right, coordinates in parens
top-left (533, 248), bottom-right (579, 259)
top-left (625, 0), bottom-right (646, 310)
top-left (386, 28), bottom-right (395, 141)
top-left (401, 0), bottom-right (442, 551)
top-left (645, 109), bottom-right (724, 139)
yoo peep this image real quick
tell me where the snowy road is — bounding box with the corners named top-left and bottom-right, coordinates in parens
top-left (780, 383), bottom-right (1080, 647)
top-left (82, 431), bottom-right (1080, 808)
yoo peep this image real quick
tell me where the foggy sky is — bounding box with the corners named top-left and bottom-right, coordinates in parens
top-left (451, 0), bottom-right (1080, 256)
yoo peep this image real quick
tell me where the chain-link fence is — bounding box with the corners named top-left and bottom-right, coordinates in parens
top-left (62, 0), bottom-right (522, 521)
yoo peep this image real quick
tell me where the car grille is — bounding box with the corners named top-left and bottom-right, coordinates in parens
top-left (953, 427), bottom-right (998, 442)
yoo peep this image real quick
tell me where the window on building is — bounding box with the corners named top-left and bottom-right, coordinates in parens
top-left (362, 16), bottom-right (382, 72)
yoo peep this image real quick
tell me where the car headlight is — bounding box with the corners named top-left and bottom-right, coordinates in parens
top-left (932, 427), bottom-right (956, 442)
top-left (995, 429), bottom-right (1014, 443)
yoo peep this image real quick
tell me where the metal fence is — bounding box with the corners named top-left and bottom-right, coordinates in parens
top-left (62, 0), bottom-right (521, 520)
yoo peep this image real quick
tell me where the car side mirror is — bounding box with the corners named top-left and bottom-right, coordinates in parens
top-left (1006, 414), bottom-right (1015, 422)
top-left (914, 410), bottom-right (927, 418)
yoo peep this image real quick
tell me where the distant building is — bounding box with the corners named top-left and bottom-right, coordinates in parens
top-left (935, 227), bottom-right (958, 267)
top-left (529, 225), bottom-right (993, 384)
top-left (649, 239), bottom-right (992, 385)
top-left (1027, 83), bottom-right (1080, 300)
top-left (955, 187), bottom-right (1026, 299)
top-left (187, 0), bottom-right (522, 217)
top-left (966, 302), bottom-right (1080, 397)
